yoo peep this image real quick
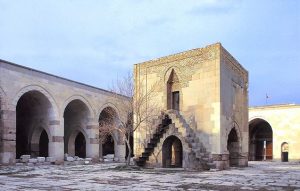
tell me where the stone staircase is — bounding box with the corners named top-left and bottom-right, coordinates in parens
top-left (135, 115), bottom-right (172, 167)
top-left (136, 110), bottom-right (215, 170)
top-left (166, 110), bottom-right (215, 170)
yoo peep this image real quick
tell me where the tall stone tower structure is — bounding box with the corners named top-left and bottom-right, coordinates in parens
top-left (134, 43), bottom-right (249, 170)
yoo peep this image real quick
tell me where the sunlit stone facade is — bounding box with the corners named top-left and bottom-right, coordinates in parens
top-left (134, 43), bottom-right (249, 170)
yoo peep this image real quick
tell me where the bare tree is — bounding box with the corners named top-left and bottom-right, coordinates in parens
top-left (99, 72), bottom-right (159, 166)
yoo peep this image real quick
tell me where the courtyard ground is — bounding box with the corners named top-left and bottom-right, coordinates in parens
top-left (0, 161), bottom-right (299, 190)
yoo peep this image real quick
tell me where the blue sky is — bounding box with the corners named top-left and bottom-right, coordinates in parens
top-left (0, 0), bottom-right (299, 106)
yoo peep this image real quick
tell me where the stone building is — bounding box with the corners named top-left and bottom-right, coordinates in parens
top-left (0, 60), bottom-right (128, 165)
top-left (134, 43), bottom-right (249, 170)
top-left (1, 43), bottom-right (299, 169)
top-left (249, 104), bottom-right (300, 162)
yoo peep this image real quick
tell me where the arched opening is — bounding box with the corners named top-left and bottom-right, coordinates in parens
top-left (99, 107), bottom-right (118, 158)
top-left (281, 142), bottom-right (289, 162)
top-left (16, 91), bottom-right (53, 159)
top-left (249, 119), bottom-right (273, 161)
top-left (227, 128), bottom-right (240, 167)
top-left (162, 136), bottom-right (183, 168)
top-left (102, 135), bottom-right (115, 156)
top-left (39, 129), bottom-right (49, 157)
top-left (64, 99), bottom-right (90, 156)
top-left (75, 132), bottom-right (86, 158)
top-left (167, 69), bottom-right (180, 111)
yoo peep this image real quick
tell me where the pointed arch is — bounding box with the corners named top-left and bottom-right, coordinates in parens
top-left (164, 67), bottom-right (183, 84)
top-left (14, 87), bottom-right (57, 159)
top-left (66, 128), bottom-right (88, 157)
top-left (11, 85), bottom-right (59, 119)
top-left (62, 95), bottom-right (94, 119)
top-left (165, 68), bottom-right (182, 110)
top-left (30, 127), bottom-right (50, 157)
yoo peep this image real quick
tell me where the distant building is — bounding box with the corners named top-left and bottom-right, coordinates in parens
top-left (249, 104), bottom-right (300, 162)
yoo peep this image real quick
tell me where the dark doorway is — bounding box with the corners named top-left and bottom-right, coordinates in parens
top-left (227, 128), bottom-right (240, 167)
top-left (103, 135), bottom-right (114, 156)
top-left (39, 130), bottom-right (49, 157)
top-left (75, 132), bottom-right (86, 158)
top-left (162, 136), bottom-right (183, 168)
top-left (172, 91), bottom-right (180, 110)
top-left (249, 119), bottom-right (273, 161)
top-left (281, 142), bottom-right (289, 162)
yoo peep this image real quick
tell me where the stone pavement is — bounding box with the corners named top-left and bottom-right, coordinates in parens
top-left (0, 161), bottom-right (299, 190)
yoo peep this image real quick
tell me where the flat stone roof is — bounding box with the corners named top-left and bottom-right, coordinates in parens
top-left (0, 59), bottom-right (128, 98)
top-left (249, 104), bottom-right (300, 110)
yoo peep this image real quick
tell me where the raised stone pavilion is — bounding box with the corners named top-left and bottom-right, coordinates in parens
top-left (134, 43), bottom-right (249, 170)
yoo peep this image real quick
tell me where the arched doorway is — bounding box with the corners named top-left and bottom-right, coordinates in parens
top-left (249, 119), bottom-right (273, 161)
top-left (227, 128), bottom-right (240, 167)
top-left (16, 91), bottom-right (53, 159)
top-left (162, 136), bottom-right (183, 168)
top-left (167, 69), bottom-right (181, 111)
top-left (75, 132), bottom-right (86, 158)
top-left (281, 142), bottom-right (289, 162)
top-left (64, 99), bottom-right (90, 156)
top-left (39, 129), bottom-right (49, 157)
top-left (99, 107), bottom-right (118, 158)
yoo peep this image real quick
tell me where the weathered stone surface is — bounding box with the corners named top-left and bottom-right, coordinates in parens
top-left (37, 157), bottom-right (45, 163)
top-left (21, 155), bottom-right (30, 163)
top-left (66, 157), bottom-right (74, 162)
top-left (28, 159), bottom-right (38, 163)
top-left (0, 162), bottom-right (299, 190)
top-left (64, 154), bottom-right (68, 161)
top-left (104, 154), bottom-right (114, 159)
top-left (46, 157), bottom-right (56, 163)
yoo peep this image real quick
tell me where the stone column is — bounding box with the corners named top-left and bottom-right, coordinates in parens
top-left (0, 109), bottom-right (16, 165)
top-left (86, 119), bottom-right (99, 161)
top-left (114, 131), bottom-right (126, 162)
top-left (49, 119), bottom-right (64, 163)
top-left (115, 144), bottom-right (126, 162)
